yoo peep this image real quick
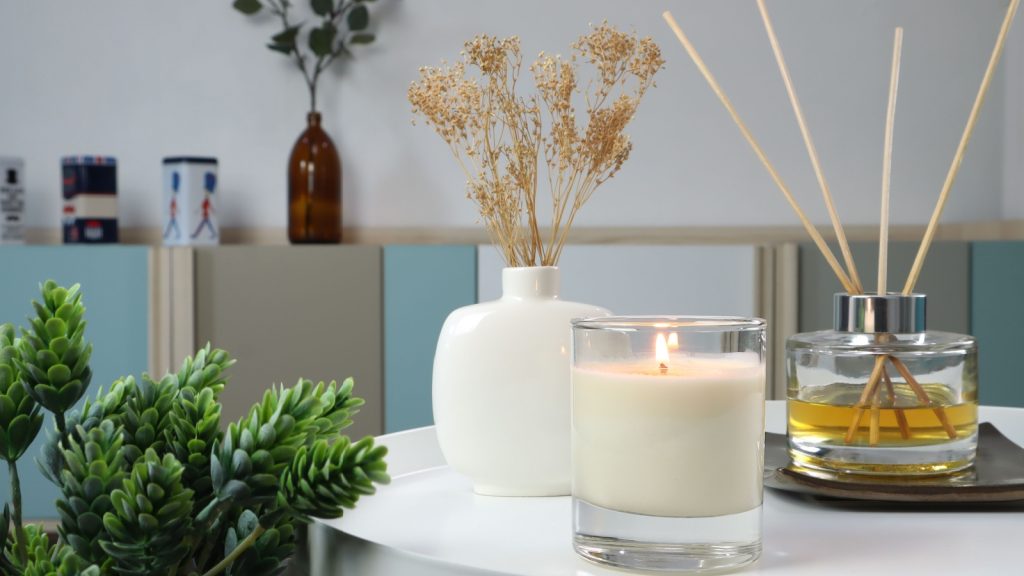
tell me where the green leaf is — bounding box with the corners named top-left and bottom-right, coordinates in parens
top-left (49, 335), bottom-right (70, 357)
top-left (35, 349), bottom-right (59, 371)
top-left (0, 396), bottom-right (14, 424)
top-left (239, 509), bottom-right (259, 535)
top-left (49, 286), bottom-right (68, 309)
top-left (347, 4), bottom-right (369, 31)
top-left (47, 363), bottom-right (72, 387)
top-left (7, 414), bottom-right (29, 451)
top-left (309, 22), bottom-right (337, 57)
top-left (138, 513), bottom-right (159, 531)
top-left (311, 0), bottom-right (333, 16)
top-left (348, 33), bottom-right (375, 45)
top-left (272, 26), bottom-right (301, 49)
top-left (233, 0), bottom-right (263, 15)
top-left (45, 317), bottom-right (68, 340)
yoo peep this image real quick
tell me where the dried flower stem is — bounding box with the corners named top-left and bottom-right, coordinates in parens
top-left (410, 24), bottom-right (663, 266)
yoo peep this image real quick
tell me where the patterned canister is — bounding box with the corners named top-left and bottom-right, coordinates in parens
top-left (62, 156), bottom-right (118, 243)
top-left (162, 157), bottom-right (218, 246)
top-left (0, 157), bottom-right (25, 244)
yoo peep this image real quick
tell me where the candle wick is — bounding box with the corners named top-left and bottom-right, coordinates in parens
top-left (659, 363), bottom-right (668, 375)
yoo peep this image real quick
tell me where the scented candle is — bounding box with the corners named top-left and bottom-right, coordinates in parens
top-left (571, 317), bottom-right (766, 573)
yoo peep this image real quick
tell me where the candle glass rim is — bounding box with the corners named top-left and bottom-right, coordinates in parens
top-left (572, 315), bottom-right (765, 333)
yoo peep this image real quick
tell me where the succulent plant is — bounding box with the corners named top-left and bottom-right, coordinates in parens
top-left (15, 281), bottom-right (92, 437)
top-left (118, 375), bottom-right (177, 465)
top-left (0, 281), bottom-right (388, 576)
top-left (280, 436), bottom-right (389, 519)
top-left (167, 385), bottom-right (222, 507)
top-left (165, 345), bottom-right (233, 508)
top-left (208, 378), bottom-right (364, 513)
top-left (38, 376), bottom-right (132, 487)
top-left (57, 420), bottom-right (127, 569)
top-left (101, 450), bottom-right (194, 576)
top-left (0, 324), bottom-right (42, 464)
top-left (0, 323), bottom-right (42, 565)
top-left (223, 509), bottom-right (296, 576)
top-left (0, 506), bottom-right (17, 574)
top-left (20, 523), bottom-right (100, 576)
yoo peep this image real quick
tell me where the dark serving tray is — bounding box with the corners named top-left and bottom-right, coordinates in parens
top-left (764, 423), bottom-right (1024, 503)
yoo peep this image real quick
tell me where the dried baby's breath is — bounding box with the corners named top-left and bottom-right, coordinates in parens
top-left (410, 23), bottom-right (664, 266)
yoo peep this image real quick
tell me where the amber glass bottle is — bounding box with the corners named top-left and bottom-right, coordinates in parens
top-left (288, 112), bottom-right (342, 243)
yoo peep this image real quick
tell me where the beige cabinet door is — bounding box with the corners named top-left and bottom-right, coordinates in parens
top-left (194, 246), bottom-right (383, 437)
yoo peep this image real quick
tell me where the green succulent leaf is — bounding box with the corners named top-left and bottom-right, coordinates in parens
top-left (19, 281), bottom-right (92, 415)
top-left (280, 435), bottom-right (389, 520)
top-left (57, 420), bottom-right (127, 566)
top-left (100, 450), bottom-right (193, 575)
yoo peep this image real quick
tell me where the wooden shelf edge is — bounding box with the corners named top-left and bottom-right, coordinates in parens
top-left (13, 220), bottom-right (1024, 247)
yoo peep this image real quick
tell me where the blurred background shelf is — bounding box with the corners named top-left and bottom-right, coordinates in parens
top-left (14, 220), bottom-right (1024, 245)
top-left (2, 235), bottom-right (1024, 521)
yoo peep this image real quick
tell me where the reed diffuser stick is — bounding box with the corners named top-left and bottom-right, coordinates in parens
top-left (870, 384), bottom-right (882, 446)
top-left (755, 0), bottom-right (862, 292)
top-left (882, 369), bottom-right (911, 439)
top-left (890, 357), bottom-right (957, 439)
top-left (903, 0), bottom-right (1020, 293)
top-left (866, 30), bottom-right (907, 447)
top-left (879, 28), bottom-right (903, 296)
top-left (662, 10), bottom-right (855, 293)
top-left (844, 355), bottom-right (887, 443)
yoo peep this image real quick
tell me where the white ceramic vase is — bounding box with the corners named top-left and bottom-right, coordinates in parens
top-left (432, 266), bottom-right (609, 496)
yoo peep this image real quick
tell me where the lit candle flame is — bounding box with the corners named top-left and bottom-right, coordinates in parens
top-left (656, 333), bottom-right (669, 375)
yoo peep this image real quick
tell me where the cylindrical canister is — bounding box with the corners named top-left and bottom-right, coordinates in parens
top-left (0, 157), bottom-right (25, 244)
top-left (162, 157), bottom-right (219, 246)
top-left (62, 156), bottom-right (118, 244)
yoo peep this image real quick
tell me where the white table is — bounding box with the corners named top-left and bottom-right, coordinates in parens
top-left (311, 401), bottom-right (1024, 575)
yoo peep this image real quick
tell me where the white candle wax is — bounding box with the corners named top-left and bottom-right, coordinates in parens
top-left (572, 355), bottom-right (765, 518)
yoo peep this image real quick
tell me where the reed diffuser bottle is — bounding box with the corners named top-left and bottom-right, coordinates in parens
top-left (786, 293), bottom-right (978, 476)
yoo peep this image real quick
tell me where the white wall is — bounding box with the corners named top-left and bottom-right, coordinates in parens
top-left (477, 245), bottom-right (759, 317)
top-left (0, 0), bottom-right (1015, 231)
top-left (1005, 9), bottom-right (1024, 218)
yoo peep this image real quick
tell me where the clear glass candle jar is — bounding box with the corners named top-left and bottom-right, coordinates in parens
top-left (572, 317), bottom-right (766, 573)
top-left (786, 293), bottom-right (978, 476)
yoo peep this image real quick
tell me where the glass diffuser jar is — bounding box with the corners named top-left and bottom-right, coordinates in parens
top-left (786, 293), bottom-right (978, 476)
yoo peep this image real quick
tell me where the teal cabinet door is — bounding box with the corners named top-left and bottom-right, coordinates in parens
top-left (972, 242), bottom-right (1024, 407)
top-left (0, 246), bottom-right (150, 521)
top-left (384, 246), bottom-right (476, 432)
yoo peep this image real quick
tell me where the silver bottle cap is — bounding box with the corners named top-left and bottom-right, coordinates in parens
top-left (833, 293), bottom-right (926, 333)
